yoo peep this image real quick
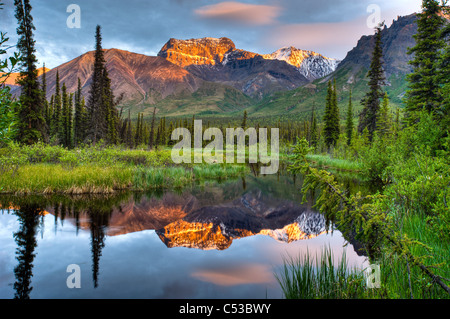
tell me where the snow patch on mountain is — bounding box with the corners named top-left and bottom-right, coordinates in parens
top-left (263, 47), bottom-right (340, 81)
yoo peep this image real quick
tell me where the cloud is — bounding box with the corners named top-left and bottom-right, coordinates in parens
top-left (191, 263), bottom-right (274, 286)
top-left (194, 1), bottom-right (282, 26)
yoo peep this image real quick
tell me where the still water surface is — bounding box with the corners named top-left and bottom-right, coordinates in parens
top-left (0, 174), bottom-right (369, 299)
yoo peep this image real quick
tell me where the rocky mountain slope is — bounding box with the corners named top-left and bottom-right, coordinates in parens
top-left (263, 47), bottom-right (340, 81)
top-left (37, 48), bottom-right (203, 105)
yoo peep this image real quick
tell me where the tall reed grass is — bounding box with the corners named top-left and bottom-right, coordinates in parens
top-left (276, 248), bottom-right (368, 299)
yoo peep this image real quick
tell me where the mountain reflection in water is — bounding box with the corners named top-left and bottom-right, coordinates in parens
top-left (0, 175), bottom-right (369, 299)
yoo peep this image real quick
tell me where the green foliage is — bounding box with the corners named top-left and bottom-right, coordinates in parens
top-left (358, 133), bottom-right (395, 185)
top-left (405, 0), bottom-right (446, 123)
top-left (0, 18), bottom-right (20, 146)
top-left (376, 93), bottom-right (392, 138)
top-left (288, 137), bottom-right (450, 297)
top-left (0, 86), bottom-right (19, 146)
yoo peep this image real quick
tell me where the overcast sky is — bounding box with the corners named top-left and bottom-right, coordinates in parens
top-left (0, 0), bottom-right (422, 69)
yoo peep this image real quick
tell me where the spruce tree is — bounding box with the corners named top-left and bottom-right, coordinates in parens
top-left (67, 93), bottom-right (73, 148)
top-left (60, 83), bottom-right (69, 147)
top-left (346, 90), bottom-right (354, 146)
top-left (331, 79), bottom-right (340, 143)
top-left (323, 80), bottom-right (340, 149)
top-left (310, 110), bottom-right (318, 148)
top-left (41, 63), bottom-right (51, 129)
top-left (323, 80), bottom-right (334, 149)
top-left (14, 0), bottom-right (48, 144)
top-left (359, 22), bottom-right (386, 141)
top-left (377, 92), bottom-right (392, 138)
top-left (51, 71), bottom-right (61, 139)
top-left (86, 25), bottom-right (109, 145)
top-left (167, 121), bottom-right (175, 146)
top-left (405, 0), bottom-right (446, 124)
top-left (126, 110), bottom-right (133, 148)
top-left (134, 113), bottom-right (142, 146)
top-left (155, 125), bottom-right (161, 150)
top-left (102, 67), bottom-right (118, 145)
top-left (241, 110), bottom-right (247, 128)
top-left (74, 78), bottom-right (83, 147)
top-left (438, 4), bottom-right (450, 131)
top-left (148, 107), bottom-right (156, 150)
top-left (48, 95), bottom-right (54, 133)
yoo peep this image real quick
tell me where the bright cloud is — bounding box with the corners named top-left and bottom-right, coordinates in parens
top-left (194, 1), bottom-right (282, 26)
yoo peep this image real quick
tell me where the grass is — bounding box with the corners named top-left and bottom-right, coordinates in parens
top-left (0, 143), bottom-right (250, 194)
top-left (276, 248), bottom-right (370, 299)
top-left (378, 210), bottom-right (450, 299)
top-left (132, 164), bottom-right (246, 190)
top-left (0, 164), bottom-right (135, 194)
top-left (0, 163), bottom-right (248, 194)
top-left (305, 154), bottom-right (362, 172)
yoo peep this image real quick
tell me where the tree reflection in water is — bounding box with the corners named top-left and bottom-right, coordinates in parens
top-left (13, 204), bottom-right (43, 299)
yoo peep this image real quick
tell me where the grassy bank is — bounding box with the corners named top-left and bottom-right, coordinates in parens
top-left (0, 143), bottom-right (248, 194)
top-left (305, 154), bottom-right (362, 173)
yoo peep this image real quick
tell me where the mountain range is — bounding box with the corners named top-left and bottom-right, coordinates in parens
top-left (8, 13), bottom-right (423, 118)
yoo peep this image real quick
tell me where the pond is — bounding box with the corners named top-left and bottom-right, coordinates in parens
top-left (0, 174), bottom-right (370, 299)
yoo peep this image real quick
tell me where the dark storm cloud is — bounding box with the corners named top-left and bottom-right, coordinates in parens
top-left (0, 0), bottom-right (421, 68)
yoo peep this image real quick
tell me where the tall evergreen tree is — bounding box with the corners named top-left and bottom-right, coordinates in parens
top-left (438, 3), bottom-right (450, 131)
top-left (311, 115), bottom-right (318, 147)
top-left (358, 22), bottom-right (386, 141)
top-left (345, 89), bottom-right (354, 146)
top-left (48, 95), bottom-right (54, 133)
top-left (41, 63), bottom-right (51, 129)
top-left (155, 125), bottom-right (161, 150)
top-left (148, 107), bottom-right (156, 150)
top-left (323, 80), bottom-right (334, 149)
top-left (67, 93), bottom-right (73, 147)
top-left (126, 109), bottom-right (133, 148)
top-left (51, 70), bottom-right (61, 139)
top-left (310, 108), bottom-right (318, 148)
top-left (405, 0), bottom-right (446, 124)
top-left (167, 121), bottom-right (175, 146)
top-left (377, 92), bottom-right (392, 138)
top-left (102, 67), bottom-right (118, 144)
top-left (323, 80), bottom-right (340, 149)
top-left (86, 25), bottom-right (113, 145)
top-left (60, 83), bottom-right (70, 147)
top-left (134, 113), bottom-right (142, 146)
top-left (14, 0), bottom-right (48, 144)
top-left (74, 78), bottom-right (84, 147)
top-left (241, 110), bottom-right (247, 128)
top-left (331, 79), bottom-right (340, 143)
